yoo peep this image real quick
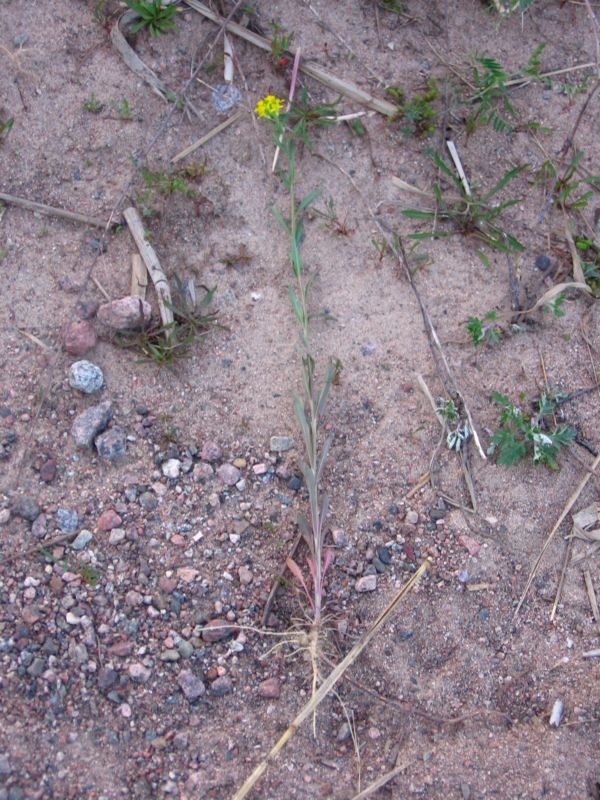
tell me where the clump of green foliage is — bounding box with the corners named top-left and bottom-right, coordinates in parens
top-left (0, 116), bottom-right (14, 142)
top-left (126, 0), bottom-right (177, 36)
top-left (489, 391), bottom-right (575, 469)
top-left (575, 235), bottom-right (600, 295)
top-left (117, 276), bottom-right (218, 365)
top-left (402, 151), bottom-right (525, 265)
top-left (387, 79), bottom-right (439, 137)
top-left (269, 22), bottom-right (294, 67)
top-left (136, 163), bottom-right (203, 217)
top-left (82, 94), bottom-right (103, 113)
top-left (466, 311), bottom-right (502, 346)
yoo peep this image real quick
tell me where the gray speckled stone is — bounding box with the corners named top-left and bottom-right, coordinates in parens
top-left (68, 360), bottom-right (104, 394)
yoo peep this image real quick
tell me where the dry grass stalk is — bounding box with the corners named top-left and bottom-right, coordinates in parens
top-left (0, 191), bottom-right (120, 229)
top-left (515, 453), bottom-right (600, 617)
top-left (183, 0), bottom-right (398, 116)
top-left (350, 758), bottom-right (416, 800)
top-left (232, 561), bottom-right (430, 800)
top-left (170, 111), bottom-right (241, 164)
top-left (123, 207), bottom-right (174, 329)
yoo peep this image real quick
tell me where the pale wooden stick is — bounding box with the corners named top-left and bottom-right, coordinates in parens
top-left (232, 561), bottom-right (430, 800)
top-left (515, 450), bottom-right (600, 617)
top-left (350, 759), bottom-right (416, 800)
top-left (183, 0), bottom-right (398, 117)
top-left (130, 253), bottom-right (148, 298)
top-left (446, 140), bottom-right (471, 196)
top-left (123, 207), bottom-right (174, 328)
top-left (170, 111), bottom-right (241, 164)
top-left (0, 191), bottom-right (119, 229)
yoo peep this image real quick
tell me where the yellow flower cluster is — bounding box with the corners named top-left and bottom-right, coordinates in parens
top-left (254, 95), bottom-right (284, 119)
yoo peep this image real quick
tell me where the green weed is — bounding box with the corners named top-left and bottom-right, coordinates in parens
top-left (402, 151), bottom-right (525, 263)
top-left (270, 22), bottom-right (294, 68)
top-left (0, 116), bottom-right (14, 142)
top-left (466, 311), bottom-right (502, 346)
top-left (489, 391), bottom-right (575, 469)
top-left (125, 0), bottom-right (177, 36)
top-left (82, 94), bottom-right (103, 113)
top-left (111, 98), bottom-right (133, 120)
top-left (387, 79), bottom-right (439, 137)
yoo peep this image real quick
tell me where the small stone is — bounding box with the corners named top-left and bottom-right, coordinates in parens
top-left (177, 640), bottom-right (194, 659)
top-left (535, 254), bottom-right (551, 271)
top-left (252, 463), bottom-right (267, 475)
top-left (71, 530), bottom-right (93, 550)
top-left (355, 575), bottom-right (377, 592)
top-left (177, 567), bottom-right (199, 583)
top-left (232, 457), bottom-right (246, 469)
top-left (162, 459), bottom-right (181, 479)
top-left (200, 441), bottom-right (222, 462)
top-left (139, 492), bottom-right (158, 512)
top-left (39, 459), bottom-right (57, 483)
top-left (336, 722), bottom-right (351, 742)
top-left (177, 669), bottom-right (205, 702)
top-left (332, 529), bottom-right (348, 547)
top-left (372, 556), bottom-right (386, 573)
top-left (161, 649), bottom-right (180, 662)
top-left (193, 463), bottom-right (213, 481)
top-left (377, 546), bottom-right (391, 565)
top-left (64, 320), bottom-right (98, 357)
top-left (457, 534), bottom-right (481, 557)
top-left (71, 401), bottom-right (113, 447)
top-left (270, 436), bottom-right (295, 453)
top-left (76, 298), bottom-right (99, 320)
top-left (216, 464), bottom-right (241, 486)
top-left (97, 296), bottom-right (151, 331)
top-left (159, 576), bottom-right (177, 594)
top-left (202, 619), bottom-right (235, 643)
top-left (238, 566), bottom-right (253, 586)
top-left (0, 753), bottom-right (10, 775)
top-left (210, 675), bottom-right (233, 696)
top-left (258, 677), bottom-right (280, 699)
top-left (128, 663), bottom-right (151, 683)
top-left (57, 508), bottom-right (78, 534)
top-left (108, 528), bottom-right (126, 545)
top-left (98, 667), bottom-right (118, 690)
top-left (12, 496), bottom-right (40, 522)
top-left (287, 476), bottom-right (302, 492)
top-left (405, 510), bottom-right (419, 525)
top-left (69, 360), bottom-right (104, 394)
top-left (27, 657), bottom-right (45, 677)
top-left (95, 427), bottom-right (127, 461)
top-left (31, 514), bottom-right (47, 538)
top-left (97, 509), bottom-right (122, 531)
top-left (108, 641), bottom-right (133, 657)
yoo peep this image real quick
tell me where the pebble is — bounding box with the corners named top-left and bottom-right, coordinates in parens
top-left (212, 83), bottom-right (241, 113)
top-left (405, 510), bottom-right (419, 525)
top-left (64, 320), bottom-right (97, 357)
top-left (535, 254), bottom-right (551, 271)
top-left (457, 534), bottom-right (481, 557)
top-left (332, 529), bottom-right (348, 547)
top-left (139, 492), bottom-right (158, 512)
top-left (377, 546), bottom-right (391, 565)
top-left (210, 675), bottom-right (233, 696)
top-left (193, 463), bottom-right (214, 481)
top-left (71, 530), bottom-right (93, 550)
top-left (76, 298), bottom-right (99, 320)
top-left (355, 575), bottom-right (378, 592)
top-left (69, 360), bottom-right (104, 394)
top-left (177, 669), bottom-right (205, 702)
top-left (270, 435), bottom-right (295, 453)
top-left (372, 556), bottom-right (386, 573)
top-left (97, 296), bottom-right (151, 330)
top-left (201, 619), bottom-right (235, 643)
top-left (98, 667), bottom-right (118, 691)
top-left (216, 464), bottom-right (241, 486)
top-left (258, 677), bottom-right (281, 699)
top-left (97, 509), bottom-right (122, 531)
top-left (0, 754), bottom-right (10, 775)
top-left (159, 576), bottom-right (177, 594)
top-left (177, 640), bottom-right (194, 659)
top-left (39, 459), bottom-right (57, 483)
top-left (162, 459), bottom-right (181, 479)
top-left (95, 427), bottom-right (127, 461)
top-left (177, 567), bottom-right (199, 583)
top-left (200, 441), bottom-right (222, 462)
top-left (160, 649), bottom-right (180, 662)
top-left (108, 528), bottom-right (126, 545)
top-left (0, 509), bottom-right (11, 525)
top-left (238, 566), bottom-right (253, 586)
top-left (11, 496), bottom-right (40, 522)
top-left (108, 641), bottom-right (133, 657)
top-left (287, 476), bottom-right (302, 491)
top-left (71, 401), bottom-right (113, 447)
top-left (57, 508), bottom-right (78, 534)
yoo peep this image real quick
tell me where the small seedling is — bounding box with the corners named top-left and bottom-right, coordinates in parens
top-left (489, 391), bottom-right (575, 469)
top-left (466, 311), bottom-right (502, 346)
top-left (282, 88), bottom-right (338, 150)
top-left (0, 116), bottom-right (14, 142)
top-left (136, 165), bottom-right (199, 216)
top-left (378, 0), bottom-right (404, 14)
top-left (82, 94), bottom-right (103, 113)
top-left (125, 0), bottom-right (177, 36)
top-left (554, 152), bottom-right (600, 211)
top-left (311, 197), bottom-right (354, 236)
top-left (574, 235), bottom-right (600, 295)
top-left (467, 54), bottom-right (515, 135)
top-left (388, 79), bottom-right (439, 137)
top-left (402, 151), bottom-right (525, 263)
top-left (436, 398), bottom-right (471, 451)
top-left (270, 22), bottom-right (294, 68)
top-left (542, 292), bottom-right (566, 318)
top-left (111, 98), bottom-right (132, 120)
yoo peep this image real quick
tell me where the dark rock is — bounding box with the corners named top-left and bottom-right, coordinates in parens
top-left (377, 546), bottom-right (391, 565)
top-left (75, 298), bottom-right (99, 320)
top-left (98, 667), bottom-right (118, 691)
top-left (258, 677), bottom-right (280, 698)
top-left (139, 492), bottom-right (158, 512)
top-left (39, 459), bottom-right (57, 483)
top-left (287, 476), bottom-right (302, 492)
top-left (201, 619), bottom-right (236, 643)
top-left (71, 401), bottom-right (113, 447)
top-left (95, 427), bottom-right (126, 461)
top-left (535, 254), bottom-right (551, 271)
top-left (210, 675), bottom-right (233, 696)
top-left (12, 496), bottom-right (40, 522)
